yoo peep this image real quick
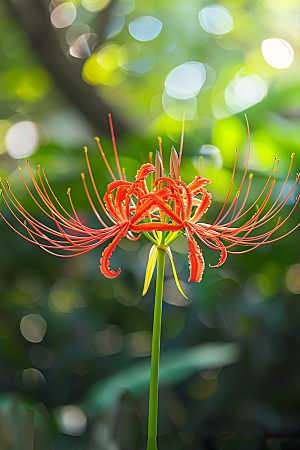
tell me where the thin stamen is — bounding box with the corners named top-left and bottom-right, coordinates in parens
top-left (213, 147), bottom-right (238, 226)
top-left (84, 146), bottom-right (114, 226)
top-left (198, 156), bottom-right (202, 177)
top-left (219, 154), bottom-right (277, 226)
top-left (108, 113), bottom-right (123, 180)
top-left (81, 173), bottom-right (110, 225)
top-left (178, 111), bottom-right (185, 169)
top-left (157, 137), bottom-right (163, 166)
top-left (237, 114), bottom-right (251, 193)
top-left (149, 151), bottom-right (153, 191)
top-left (94, 137), bottom-right (116, 181)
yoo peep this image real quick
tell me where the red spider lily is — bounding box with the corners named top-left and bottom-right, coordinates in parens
top-left (0, 115), bottom-right (299, 287)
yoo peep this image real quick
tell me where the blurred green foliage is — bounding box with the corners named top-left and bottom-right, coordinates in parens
top-left (0, 0), bottom-right (300, 449)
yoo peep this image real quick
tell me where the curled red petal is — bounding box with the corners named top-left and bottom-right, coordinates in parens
top-left (185, 228), bottom-right (205, 282)
top-left (104, 181), bottom-right (132, 222)
top-left (100, 226), bottom-right (128, 278)
top-left (136, 163), bottom-right (155, 180)
top-left (105, 180), bottom-right (132, 195)
top-left (208, 237), bottom-right (227, 268)
top-left (188, 176), bottom-right (211, 195)
top-left (115, 185), bottom-right (130, 220)
top-left (154, 177), bottom-right (178, 189)
top-left (190, 190), bottom-right (212, 223)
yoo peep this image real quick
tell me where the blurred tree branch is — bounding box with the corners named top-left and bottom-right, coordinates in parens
top-left (2, 0), bottom-right (128, 136)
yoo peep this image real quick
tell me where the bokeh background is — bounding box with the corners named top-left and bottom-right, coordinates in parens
top-left (0, 0), bottom-right (300, 449)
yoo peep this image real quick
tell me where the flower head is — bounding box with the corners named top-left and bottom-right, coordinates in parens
top-left (0, 115), bottom-right (299, 294)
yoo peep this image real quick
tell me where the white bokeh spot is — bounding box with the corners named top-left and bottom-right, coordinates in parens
top-left (224, 68), bottom-right (268, 114)
top-left (51, 2), bottom-right (77, 29)
top-left (165, 62), bottom-right (206, 100)
top-left (199, 5), bottom-right (233, 36)
top-left (128, 16), bottom-right (162, 42)
top-left (261, 38), bottom-right (294, 69)
top-left (5, 121), bottom-right (39, 159)
top-left (60, 406), bottom-right (87, 436)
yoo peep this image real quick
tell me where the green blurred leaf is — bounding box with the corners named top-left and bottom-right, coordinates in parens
top-left (84, 342), bottom-right (241, 414)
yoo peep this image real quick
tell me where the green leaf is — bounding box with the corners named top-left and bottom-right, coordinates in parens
top-left (83, 342), bottom-right (241, 415)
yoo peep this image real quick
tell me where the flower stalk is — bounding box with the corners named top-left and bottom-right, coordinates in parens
top-left (147, 246), bottom-right (166, 450)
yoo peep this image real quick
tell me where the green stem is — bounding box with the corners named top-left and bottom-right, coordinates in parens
top-left (146, 247), bottom-right (166, 450)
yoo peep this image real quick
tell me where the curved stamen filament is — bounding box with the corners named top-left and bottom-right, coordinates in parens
top-left (178, 111), bottom-right (185, 169)
top-left (212, 147), bottom-right (238, 226)
top-left (108, 113), bottom-right (123, 180)
top-left (94, 136), bottom-right (116, 181)
top-left (84, 146), bottom-right (114, 226)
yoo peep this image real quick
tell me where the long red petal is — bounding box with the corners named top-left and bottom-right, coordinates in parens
top-left (99, 225), bottom-right (128, 278)
top-left (208, 237), bottom-right (227, 268)
top-left (185, 228), bottom-right (205, 282)
top-left (190, 190), bottom-right (212, 223)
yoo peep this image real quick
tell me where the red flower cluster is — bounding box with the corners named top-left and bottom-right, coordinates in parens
top-left (0, 115), bottom-right (299, 284)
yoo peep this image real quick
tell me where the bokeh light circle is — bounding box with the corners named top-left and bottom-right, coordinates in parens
top-left (60, 406), bottom-right (87, 436)
top-left (97, 44), bottom-right (120, 69)
top-left (5, 121), bottom-right (39, 159)
top-left (165, 62), bottom-right (206, 100)
top-left (162, 92), bottom-right (197, 121)
top-left (83, 48), bottom-right (125, 86)
top-left (94, 325), bottom-right (123, 356)
top-left (22, 368), bottom-right (46, 391)
top-left (286, 264), bottom-right (300, 294)
top-left (106, 15), bottom-right (125, 38)
top-left (199, 5), bottom-right (233, 36)
top-left (261, 38), bottom-right (294, 69)
top-left (82, 0), bottom-right (111, 13)
top-left (29, 346), bottom-right (54, 369)
top-left (69, 34), bottom-right (92, 59)
top-left (66, 24), bottom-right (92, 45)
top-left (118, 44), bottom-right (155, 74)
top-left (128, 16), bottom-right (162, 42)
top-left (200, 145), bottom-right (223, 170)
top-left (49, 279), bottom-right (82, 314)
top-left (20, 314), bottom-right (47, 343)
top-left (51, 2), bottom-right (77, 29)
top-left (224, 67), bottom-right (268, 113)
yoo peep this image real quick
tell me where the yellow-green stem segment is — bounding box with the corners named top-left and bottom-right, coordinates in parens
top-left (146, 246), bottom-right (166, 450)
